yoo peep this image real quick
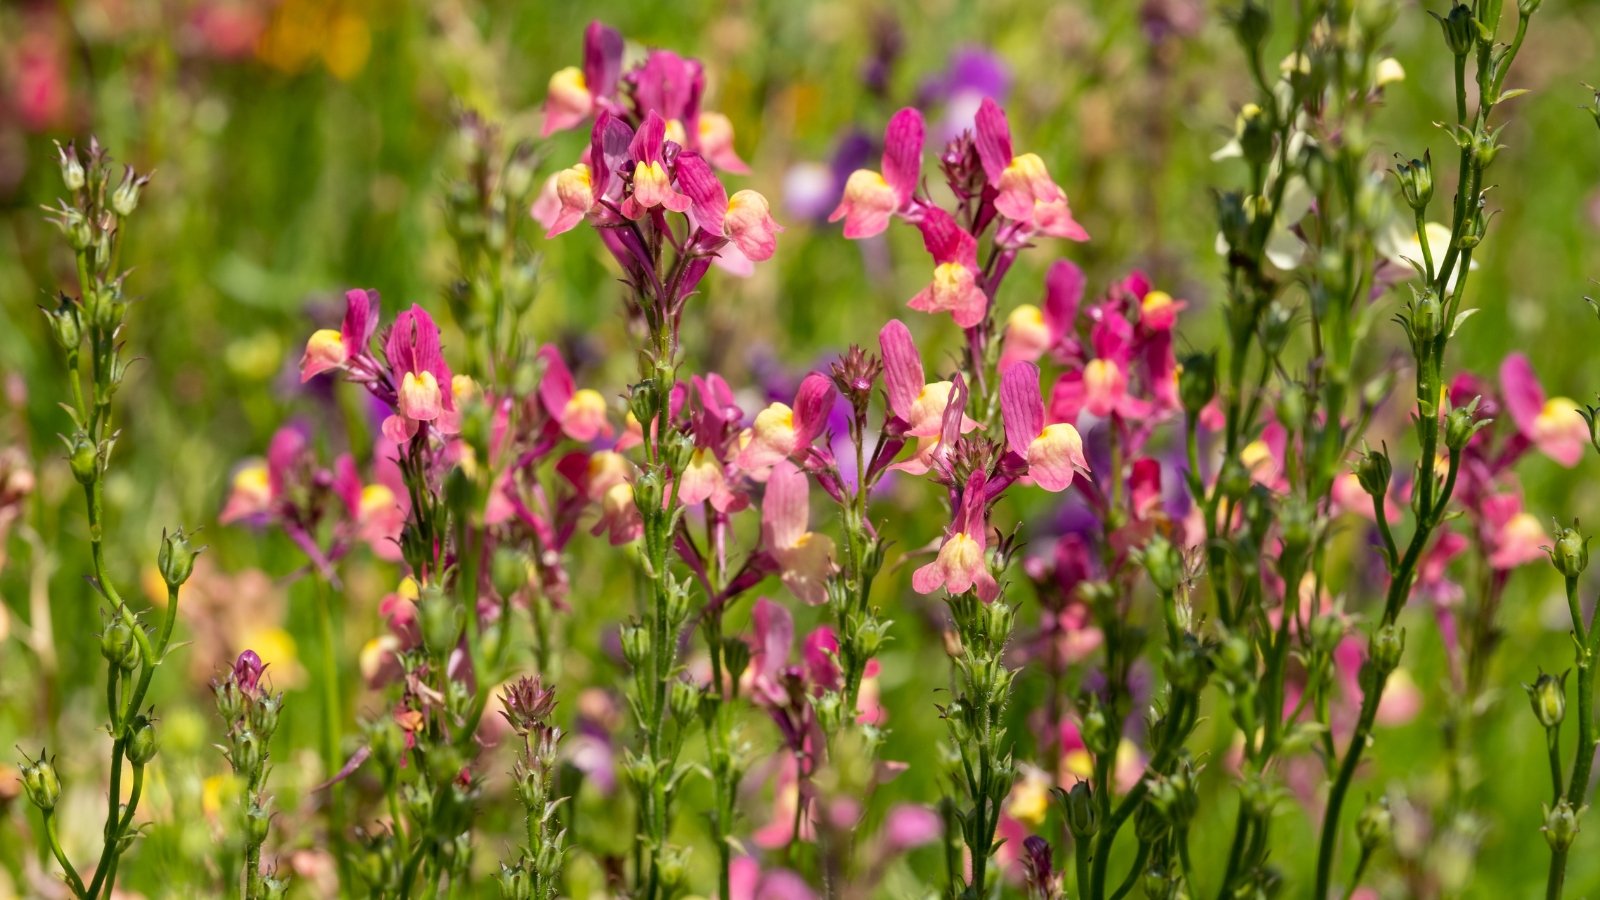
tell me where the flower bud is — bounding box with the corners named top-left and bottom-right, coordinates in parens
top-left (1231, 1), bottom-right (1270, 54)
top-left (1139, 536), bottom-right (1182, 594)
top-left (68, 432), bottom-right (98, 485)
top-left (1526, 670), bottom-right (1568, 730)
top-left (1357, 799), bottom-right (1393, 852)
top-left (244, 798), bottom-right (272, 845)
top-left (42, 296), bottom-right (81, 354)
top-left (1235, 103), bottom-right (1274, 169)
top-left (111, 166), bottom-right (150, 218)
top-left (1369, 625), bottom-right (1405, 676)
top-left (56, 141), bottom-right (85, 192)
top-left (127, 714), bottom-right (159, 765)
top-left (1550, 523), bottom-right (1590, 579)
top-left (1178, 352), bottom-right (1216, 417)
top-left (20, 753), bottom-right (61, 811)
top-left (1064, 780), bottom-right (1099, 839)
top-left (1354, 445), bottom-right (1392, 498)
top-left (1443, 402), bottom-right (1484, 452)
top-left (1519, 0), bottom-right (1542, 13)
top-left (620, 621), bottom-right (650, 670)
top-left (1544, 799), bottom-right (1586, 851)
top-left (417, 584), bottom-right (463, 659)
top-left (1434, 2), bottom-right (1479, 56)
top-left (1394, 152), bottom-right (1434, 211)
top-left (101, 620), bottom-right (140, 671)
top-left (159, 527), bottom-right (202, 590)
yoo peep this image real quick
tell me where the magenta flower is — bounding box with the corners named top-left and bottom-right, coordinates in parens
top-left (677, 152), bottom-right (783, 263)
top-left (300, 288), bottom-right (380, 382)
top-left (735, 373), bottom-right (837, 478)
top-left (1001, 363), bottom-right (1090, 492)
top-left (828, 107), bottom-right (924, 239)
top-left (879, 318), bottom-right (981, 438)
top-left (906, 208), bottom-right (988, 327)
top-left (1500, 352), bottom-right (1587, 467)
top-left (999, 260), bottom-right (1084, 371)
top-left (540, 21), bottom-right (624, 137)
top-left (761, 460), bottom-right (837, 606)
top-left (913, 468), bottom-right (999, 602)
top-left (622, 112), bottom-right (693, 219)
top-left (536, 345), bottom-right (613, 443)
top-left (973, 97), bottom-right (1088, 241)
top-left (537, 163), bottom-right (597, 239)
top-left (381, 305), bottom-right (458, 443)
top-left (1481, 490), bottom-right (1547, 570)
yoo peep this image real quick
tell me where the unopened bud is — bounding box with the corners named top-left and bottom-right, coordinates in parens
top-left (1526, 670), bottom-right (1568, 729)
top-left (20, 753), bottom-right (61, 811)
top-left (1065, 780), bottom-right (1098, 839)
top-left (101, 620), bottom-right (140, 671)
top-left (127, 714), bottom-right (159, 765)
top-left (1434, 2), bottom-right (1479, 56)
top-left (68, 432), bottom-right (98, 485)
top-left (1357, 799), bottom-right (1393, 852)
top-left (1354, 445), bottom-right (1392, 498)
top-left (1178, 352), bottom-right (1216, 417)
top-left (1544, 799), bottom-right (1586, 851)
top-left (56, 142), bottom-right (85, 192)
top-left (1551, 523), bottom-right (1590, 579)
top-left (1394, 152), bottom-right (1434, 211)
top-left (1369, 625), bottom-right (1405, 676)
top-left (159, 527), bottom-right (202, 589)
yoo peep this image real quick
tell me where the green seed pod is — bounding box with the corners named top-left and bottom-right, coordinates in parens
top-left (21, 754), bottom-right (62, 811)
top-left (126, 714), bottom-right (159, 766)
top-left (1526, 670), bottom-right (1568, 730)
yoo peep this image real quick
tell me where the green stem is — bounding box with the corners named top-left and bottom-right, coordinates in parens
top-left (44, 812), bottom-right (87, 897)
top-left (313, 577), bottom-right (351, 893)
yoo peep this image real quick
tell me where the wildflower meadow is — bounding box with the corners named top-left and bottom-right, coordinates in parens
top-left (5, 1), bottom-right (1600, 897)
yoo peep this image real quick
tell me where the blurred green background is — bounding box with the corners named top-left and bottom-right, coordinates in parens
top-left (2, 0), bottom-right (1600, 896)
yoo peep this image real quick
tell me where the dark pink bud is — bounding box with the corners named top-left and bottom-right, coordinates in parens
top-left (233, 649), bottom-right (265, 694)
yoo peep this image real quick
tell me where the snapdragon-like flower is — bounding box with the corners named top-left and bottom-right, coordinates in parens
top-left (761, 460), bottom-right (837, 605)
top-left (913, 468), bottom-right (999, 602)
top-left (1501, 352), bottom-right (1587, 467)
top-left (535, 345), bottom-right (613, 442)
top-left (735, 372), bottom-right (838, 478)
top-left (999, 259), bottom-right (1083, 370)
top-left (1001, 363), bottom-right (1090, 492)
top-left (538, 163), bottom-right (596, 238)
top-left (879, 318), bottom-right (980, 438)
top-left (973, 97), bottom-right (1088, 241)
top-left (300, 288), bottom-right (380, 382)
top-left (540, 21), bottom-right (624, 136)
top-left (677, 152), bottom-right (783, 262)
top-left (621, 112), bottom-right (691, 219)
top-left (828, 107), bottom-right (924, 239)
top-left (907, 208), bottom-right (988, 327)
top-left (381, 305), bottom-right (458, 443)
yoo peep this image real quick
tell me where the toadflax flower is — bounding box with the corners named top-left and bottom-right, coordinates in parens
top-left (536, 345), bottom-right (613, 442)
top-left (300, 288), bottom-right (379, 382)
top-left (761, 460), bottom-right (837, 605)
top-left (621, 112), bottom-right (692, 219)
top-left (907, 207), bottom-right (988, 327)
top-left (735, 372), bottom-right (838, 479)
top-left (1001, 363), bottom-right (1090, 492)
top-left (540, 21), bottom-right (624, 136)
top-left (829, 107), bottom-right (925, 239)
top-left (676, 152), bottom-right (783, 262)
top-left (999, 259), bottom-right (1084, 371)
top-left (913, 468), bottom-right (999, 602)
top-left (1500, 352), bottom-right (1588, 467)
top-left (381, 305), bottom-right (458, 442)
top-left (973, 97), bottom-right (1088, 241)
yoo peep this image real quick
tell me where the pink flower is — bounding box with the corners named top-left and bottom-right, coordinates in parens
top-left (829, 107), bottom-right (925, 239)
top-left (735, 373), bottom-right (837, 478)
top-left (1001, 363), bottom-right (1090, 492)
top-left (1501, 352), bottom-right (1588, 467)
top-left (728, 856), bottom-right (817, 900)
top-left (913, 469), bottom-right (999, 602)
top-left (536, 345), bottom-right (613, 442)
top-left (1482, 491), bottom-right (1546, 571)
top-left (676, 153), bottom-right (783, 262)
top-left (381, 306), bottom-right (458, 442)
top-left (761, 461), bottom-right (837, 606)
top-left (696, 111), bottom-right (750, 173)
top-left (300, 289), bottom-right (380, 382)
top-left (538, 164), bottom-right (597, 238)
top-left (621, 112), bottom-right (692, 219)
top-left (540, 21), bottom-right (624, 136)
top-left (999, 260), bottom-right (1083, 370)
top-left (973, 98), bottom-right (1088, 241)
top-left (907, 208), bottom-right (988, 328)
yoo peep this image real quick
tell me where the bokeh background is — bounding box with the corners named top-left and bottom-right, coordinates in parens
top-left (2, 0), bottom-right (1600, 896)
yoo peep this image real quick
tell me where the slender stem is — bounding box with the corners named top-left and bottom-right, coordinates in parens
top-left (312, 576), bottom-right (350, 892)
top-left (43, 812), bottom-right (87, 897)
